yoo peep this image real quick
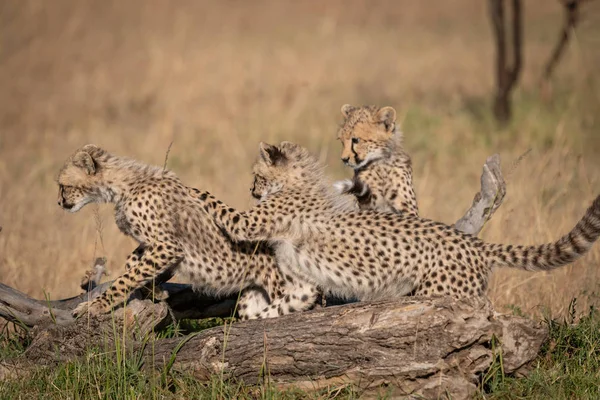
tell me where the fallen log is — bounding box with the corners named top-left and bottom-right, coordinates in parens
top-left (0, 280), bottom-right (237, 328)
top-left (14, 297), bottom-right (546, 398)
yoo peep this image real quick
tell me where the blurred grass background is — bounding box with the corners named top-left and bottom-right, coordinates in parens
top-left (0, 0), bottom-right (599, 317)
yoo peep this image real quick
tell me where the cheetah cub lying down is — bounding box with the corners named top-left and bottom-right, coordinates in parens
top-left (57, 144), bottom-right (319, 319)
top-left (199, 141), bottom-right (600, 300)
top-left (334, 104), bottom-right (418, 217)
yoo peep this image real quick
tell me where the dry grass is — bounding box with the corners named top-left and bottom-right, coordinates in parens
top-left (0, 0), bottom-right (599, 317)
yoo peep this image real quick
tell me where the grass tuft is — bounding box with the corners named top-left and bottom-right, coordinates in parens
top-left (479, 304), bottom-right (600, 399)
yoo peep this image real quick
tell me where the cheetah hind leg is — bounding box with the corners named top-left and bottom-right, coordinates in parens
top-left (253, 282), bottom-right (319, 319)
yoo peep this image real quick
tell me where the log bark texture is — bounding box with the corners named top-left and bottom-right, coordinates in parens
top-left (13, 297), bottom-right (546, 398)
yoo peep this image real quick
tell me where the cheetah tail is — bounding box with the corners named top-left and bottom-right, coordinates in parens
top-left (483, 194), bottom-right (600, 271)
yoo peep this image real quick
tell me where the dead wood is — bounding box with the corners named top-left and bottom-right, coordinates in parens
top-left (454, 154), bottom-right (506, 235)
top-left (0, 281), bottom-right (237, 329)
top-left (12, 297), bottom-right (546, 398)
top-left (539, 0), bottom-right (591, 95)
top-left (489, 0), bottom-right (523, 124)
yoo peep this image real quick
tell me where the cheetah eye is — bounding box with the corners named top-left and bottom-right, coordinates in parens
top-left (253, 175), bottom-right (263, 185)
top-left (351, 137), bottom-right (360, 144)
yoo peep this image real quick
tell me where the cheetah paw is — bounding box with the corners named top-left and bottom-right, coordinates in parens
top-left (72, 301), bottom-right (103, 318)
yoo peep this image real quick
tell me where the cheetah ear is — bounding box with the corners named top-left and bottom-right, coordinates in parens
top-left (341, 104), bottom-right (356, 119)
top-left (81, 144), bottom-right (100, 153)
top-left (72, 151), bottom-right (96, 175)
top-left (279, 141), bottom-right (300, 153)
top-left (259, 142), bottom-right (287, 166)
top-left (375, 106), bottom-right (397, 132)
top-left (81, 144), bottom-right (106, 159)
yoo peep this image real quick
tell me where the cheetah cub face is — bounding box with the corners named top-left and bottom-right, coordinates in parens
top-left (57, 145), bottom-right (104, 212)
top-left (251, 141), bottom-right (318, 201)
top-left (337, 104), bottom-right (397, 169)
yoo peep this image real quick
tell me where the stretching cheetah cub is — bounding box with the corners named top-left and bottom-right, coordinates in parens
top-left (57, 144), bottom-right (319, 319)
top-left (334, 104), bottom-right (418, 216)
top-left (199, 141), bottom-right (600, 301)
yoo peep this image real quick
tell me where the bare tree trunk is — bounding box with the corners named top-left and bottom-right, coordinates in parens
top-left (540, 0), bottom-right (588, 89)
top-left (10, 297), bottom-right (546, 398)
top-left (489, 0), bottom-right (523, 124)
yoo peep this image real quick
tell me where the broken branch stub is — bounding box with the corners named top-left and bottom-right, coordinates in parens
top-left (454, 154), bottom-right (506, 236)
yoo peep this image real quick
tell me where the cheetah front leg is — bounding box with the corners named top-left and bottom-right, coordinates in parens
top-left (198, 192), bottom-right (286, 242)
top-left (383, 172), bottom-right (419, 217)
top-left (124, 244), bottom-right (146, 271)
top-left (124, 244), bottom-right (169, 301)
top-left (73, 242), bottom-right (183, 317)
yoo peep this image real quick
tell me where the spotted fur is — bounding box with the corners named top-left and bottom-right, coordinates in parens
top-left (57, 144), bottom-right (318, 319)
top-left (200, 141), bottom-right (600, 301)
top-left (335, 104), bottom-right (418, 217)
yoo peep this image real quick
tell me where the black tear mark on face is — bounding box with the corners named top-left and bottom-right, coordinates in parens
top-left (351, 143), bottom-right (362, 166)
top-left (59, 184), bottom-right (74, 209)
top-left (251, 175), bottom-right (265, 199)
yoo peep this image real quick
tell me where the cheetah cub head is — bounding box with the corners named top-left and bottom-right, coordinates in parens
top-left (57, 144), bottom-right (108, 212)
top-left (251, 141), bottom-right (322, 201)
top-left (337, 104), bottom-right (400, 169)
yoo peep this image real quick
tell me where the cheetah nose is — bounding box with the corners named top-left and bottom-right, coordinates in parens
top-left (341, 157), bottom-right (350, 164)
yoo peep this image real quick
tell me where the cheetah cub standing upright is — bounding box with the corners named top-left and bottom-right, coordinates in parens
top-left (57, 144), bottom-right (319, 319)
top-left (199, 141), bottom-right (600, 301)
top-left (334, 104), bottom-right (418, 216)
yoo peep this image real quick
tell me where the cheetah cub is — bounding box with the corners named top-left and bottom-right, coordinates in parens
top-left (199, 141), bottom-right (600, 301)
top-left (334, 104), bottom-right (418, 217)
top-left (57, 144), bottom-right (319, 319)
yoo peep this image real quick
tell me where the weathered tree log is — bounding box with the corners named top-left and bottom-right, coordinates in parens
top-left (0, 280), bottom-right (237, 328)
top-left (12, 297), bottom-right (547, 398)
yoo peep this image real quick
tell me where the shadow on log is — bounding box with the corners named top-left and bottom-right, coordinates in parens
top-left (7, 297), bottom-right (546, 398)
top-left (0, 281), bottom-right (238, 328)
